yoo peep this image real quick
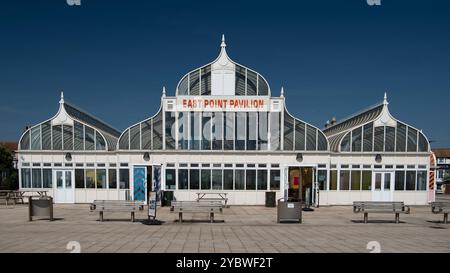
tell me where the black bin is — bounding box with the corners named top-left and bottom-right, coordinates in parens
top-left (161, 191), bottom-right (174, 207)
top-left (265, 191), bottom-right (276, 207)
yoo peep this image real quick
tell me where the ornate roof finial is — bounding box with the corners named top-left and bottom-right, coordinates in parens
top-left (59, 91), bottom-right (64, 104)
top-left (221, 34), bottom-right (226, 48)
top-left (383, 92), bottom-right (388, 105)
top-left (162, 86), bottom-right (166, 97)
top-left (280, 86), bottom-right (285, 98)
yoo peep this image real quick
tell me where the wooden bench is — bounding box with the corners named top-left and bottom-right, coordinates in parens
top-left (90, 200), bottom-right (144, 222)
top-left (353, 201), bottom-right (410, 224)
top-left (171, 201), bottom-right (223, 223)
top-left (431, 202), bottom-right (450, 224)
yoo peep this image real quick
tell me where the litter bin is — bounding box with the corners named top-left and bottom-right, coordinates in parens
top-left (265, 192), bottom-right (276, 207)
top-left (28, 196), bottom-right (54, 221)
top-left (161, 191), bottom-right (174, 207)
top-left (277, 199), bottom-right (302, 223)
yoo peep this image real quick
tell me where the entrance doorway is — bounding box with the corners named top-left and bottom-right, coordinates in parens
top-left (288, 167), bottom-right (314, 203)
top-left (53, 170), bottom-right (75, 203)
top-left (372, 172), bottom-right (394, 201)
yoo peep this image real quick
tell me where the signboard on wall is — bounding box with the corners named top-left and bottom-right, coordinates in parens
top-left (175, 97), bottom-right (269, 112)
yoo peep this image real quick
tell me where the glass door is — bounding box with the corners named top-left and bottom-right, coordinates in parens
top-left (54, 170), bottom-right (75, 203)
top-left (372, 172), bottom-right (394, 201)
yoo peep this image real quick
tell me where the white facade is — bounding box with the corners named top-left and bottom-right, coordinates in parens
top-left (17, 37), bottom-right (434, 206)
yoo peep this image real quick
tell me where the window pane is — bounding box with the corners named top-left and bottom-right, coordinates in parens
top-left (212, 112), bottom-right (223, 150)
top-left (178, 169), bottom-right (188, 190)
top-left (341, 133), bottom-right (350, 152)
top-left (246, 70), bottom-right (257, 95)
top-left (374, 127), bottom-right (384, 152)
top-left (258, 112), bottom-right (268, 150)
top-left (32, 169), bottom-right (42, 188)
top-left (108, 169), bottom-right (117, 189)
top-left (85, 126), bottom-right (95, 150)
top-left (407, 127), bottom-right (418, 152)
top-left (351, 170), bottom-right (361, 190)
top-left (224, 112), bottom-right (234, 150)
top-left (363, 123), bottom-right (373, 152)
top-left (152, 111), bottom-right (163, 150)
top-left (418, 132), bottom-right (428, 152)
top-left (257, 170), bottom-right (267, 190)
top-left (119, 169), bottom-right (129, 189)
top-left (129, 125), bottom-right (140, 150)
top-left (235, 112), bottom-right (246, 150)
top-left (189, 69), bottom-right (200, 95)
top-left (165, 169), bottom-right (176, 190)
top-left (330, 170), bottom-right (337, 190)
top-left (141, 120), bottom-right (152, 150)
top-left (201, 169), bottom-right (211, 190)
top-left (385, 126), bottom-right (395, 152)
top-left (395, 171), bottom-right (405, 190)
top-left (212, 170), bottom-right (223, 190)
top-left (270, 112), bottom-right (281, 151)
top-left (396, 123), bottom-right (407, 152)
top-left (52, 125), bottom-right (62, 150)
top-left (96, 169), bottom-right (106, 189)
top-left (316, 170), bottom-right (327, 190)
top-left (235, 65), bottom-right (246, 96)
top-left (317, 132), bottom-right (328, 151)
top-left (21, 130), bottom-right (31, 150)
top-left (86, 169), bottom-right (96, 188)
top-left (74, 122), bottom-right (84, 150)
top-left (165, 112), bottom-right (176, 150)
top-left (270, 170), bottom-right (281, 190)
top-left (258, 75), bottom-right (269, 96)
top-left (362, 171), bottom-right (372, 190)
top-left (224, 170), bottom-right (233, 190)
top-left (95, 131), bottom-right (106, 150)
top-left (247, 113), bottom-right (257, 150)
top-left (339, 170), bottom-right (350, 190)
top-left (246, 169), bottom-right (256, 190)
top-left (306, 125), bottom-right (317, 151)
top-left (190, 169), bottom-right (200, 190)
top-left (235, 169), bottom-right (245, 190)
top-left (63, 125), bottom-right (73, 150)
top-left (283, 113), bottom-right (294, 151)
top-left (406, 171), bottom-right (416, 190)
top-left (417, 171), bottom-right (427, 191)
top-left (179, 112), bottom-right (189, 150)
top-left (178, 75), bottom-right (188, 95)
top-left (294, 120), bottom-right (305, 151)
top-left (75, 169), bottom-right (85, 188)
top-left (200, 65), bottom-right (211, 95)
top-left (43, 169), bottom-right (52, 188)
top-left (201, 112), bottom-right (211, 150)
top-left (119, 129), bottom-right (129, 150)
top-left (351, 127), bottom-right (362, 152)
top-left (31, 126), bottom-right (41, 150)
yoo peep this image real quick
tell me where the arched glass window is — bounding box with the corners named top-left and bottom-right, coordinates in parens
top-left (119, 129), bottom-right (129, 150)
top-left (341, 133), bottom-right (351, 152)
top-left (20, 130), bottom-right (30, 150)
top-left (42, 122), bottom-right (52, 150)
top-left (418, 132), bottom-right (428, 152)
top-left (306, 125), bottom-right (317, 151)
top-left (374, 126), bottom-right (384, 152)
top-left (129, 124), bottom-right (140, 150)
top-left (30, 126), bottom-right (41, 150)
top-left (351, 127), bottom-right (362, 152)
top-left (407, 127), bottom-right (418, 152)
top-left (283, 112), bottom-right (294, 151)
top-left (294, 121), bottom-right (305, 151)
top-left (385, 126), bottom-right (396, 152)
top-left (178, 75), bottom-right (189, 95)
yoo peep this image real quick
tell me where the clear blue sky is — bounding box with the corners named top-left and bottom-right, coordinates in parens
top-left (0, 0), bottom-right (449, 147)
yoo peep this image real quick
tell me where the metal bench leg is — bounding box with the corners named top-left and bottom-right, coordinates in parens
top-left (99, 211), bottom-right (104, 222)
top-left (444, 213), bottom-right (448, 224)
top-left (210, 212), bottom-right (214, 223)
top-left (395, 213), bottom-right (400, 224)
top-left (364, 213), bottom-right (368, 224)
top-left (131, 212), bottom-right (135, 222)
top-left (179, 212), bottom-right (182, 223)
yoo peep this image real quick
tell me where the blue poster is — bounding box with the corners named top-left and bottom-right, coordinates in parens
top-left (153, 166), bottom-right (161, 202)
top-left (133, 167), bottom-right (146, 201)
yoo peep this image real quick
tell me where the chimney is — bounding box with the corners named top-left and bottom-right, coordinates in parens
top-left (330, 117), bottom-right (337, 126)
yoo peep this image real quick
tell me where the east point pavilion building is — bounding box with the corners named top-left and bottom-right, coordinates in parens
top-left (17, 37), bottom-right (435, 205)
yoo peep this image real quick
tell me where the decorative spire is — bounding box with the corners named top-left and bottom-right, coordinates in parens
top-left (221, 34), bottom-right (226, 48)
top-left (280, 86), bottom-right (284, 97)
top-left (162, 86), bottom-right (166, 97)
top-left (59, 91), bottom-right (64, 104)
top-left (383, 92), bottom-right (388, 105)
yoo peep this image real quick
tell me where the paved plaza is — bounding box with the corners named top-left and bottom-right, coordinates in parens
top-left (0, 203), bottom-right (449, 253)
